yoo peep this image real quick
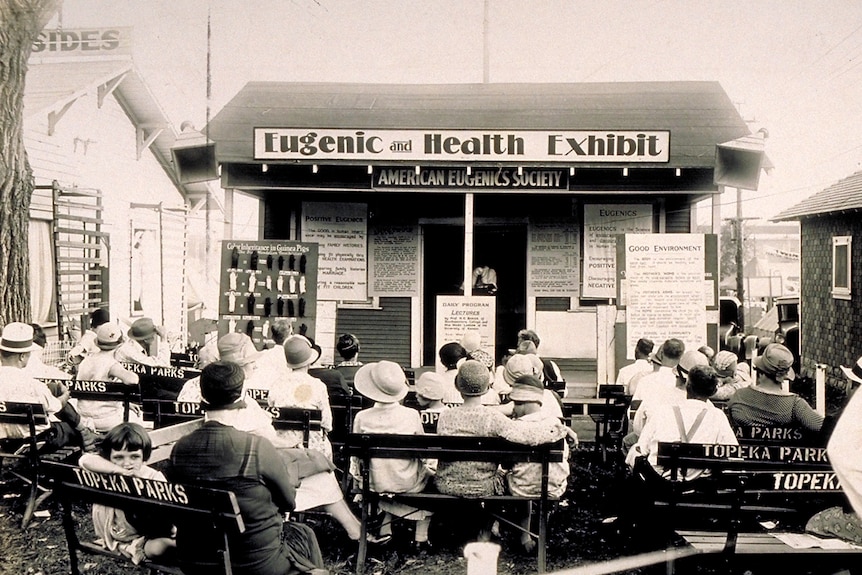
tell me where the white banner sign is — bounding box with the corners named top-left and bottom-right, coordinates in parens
top-left (255, 128), bottom-right (670, 163)
top-left (527, 218), bottom-right (580, 296)
top-left (624, 234), bottom-right (707, 355)
top-left (300, 202), bottom-right (367, 301)
top-left (583, 204), bottom-right (653, 298)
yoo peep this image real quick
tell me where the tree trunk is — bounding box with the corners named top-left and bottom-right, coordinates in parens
top-left (0, 0), bottom-right (61, 326)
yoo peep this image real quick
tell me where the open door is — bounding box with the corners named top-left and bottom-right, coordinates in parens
top-left (422, 224), bottom-right (526, 366)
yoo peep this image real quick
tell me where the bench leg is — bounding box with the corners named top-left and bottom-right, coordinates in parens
top-left (355, 496), bottom-right (369, 575)
top-left (537, 499), bottom-right (547, 573)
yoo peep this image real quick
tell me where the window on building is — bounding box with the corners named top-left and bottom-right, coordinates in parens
top-left (832, 236), bottom-right (852, 300)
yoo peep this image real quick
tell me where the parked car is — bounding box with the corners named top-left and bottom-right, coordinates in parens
top-left (772, 295), bottom-right (800, 375)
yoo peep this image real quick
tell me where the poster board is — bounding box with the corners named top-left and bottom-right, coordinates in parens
top-left (301, 202), bottom-right (367, 301)
top-left (616, 233), bottom-right (718, 361)
top-left (218, 240), bottom-right (318, 347)
top-left (368, 223), bottom-right (420, 297)
top-left (435, 296), bottom-right (496, 370)
top-left (527, 217), bottom-right (580, 297)
top-left (583, 204), bottom-right (652, 298)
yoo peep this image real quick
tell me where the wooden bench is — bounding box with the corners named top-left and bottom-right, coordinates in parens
top-left (654, 441), bottom-right (861, 570)
top-left (264, 406), bottom-right (323, 449)
top-left (143, 398), bottom-right (205, 428)
top-left (147, 418), bottom-right (204, 465)
top-left (46, 379), bottom-right (143, 424)
top-left (121, 363), bottom-right (200, 400)
top-left (44, 460), bottom-right (243, 575)
top-left (0, 401), bottom-right (80, 528)
top-left (345, 433), bottom-right (566, 574)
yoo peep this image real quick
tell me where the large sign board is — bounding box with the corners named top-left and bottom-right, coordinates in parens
top-left (527, 218), bottom-right (580, 296)
top-left (255, 129), bottom-right (670, 163)
top-left (218, 240), bottom-right (318, 347)
top-left (583, 204), bottom-right (653, 298)
top-left (32, 27), bottom-right (132, 57)
top-left (435, 296), bottom-right (496, 369)
top-left (301, 202), bottom-right (367, 302)
top-left (618, 234), bottom-right (714, 358)
top-left (368, 224), bottom-right (420, 297)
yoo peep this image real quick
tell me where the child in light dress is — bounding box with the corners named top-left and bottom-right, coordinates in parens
top-left (78, 422), bottom-right (175, 564)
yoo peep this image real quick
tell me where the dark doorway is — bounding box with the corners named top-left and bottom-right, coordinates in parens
top-left (422, 225), bottom-right (465, 365)
top-left (474, 225), bottom-right (527, 363)
top-left (422, 224), bottom-right (527, 366)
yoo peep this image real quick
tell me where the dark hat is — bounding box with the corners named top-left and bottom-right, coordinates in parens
top-left (283, 335), bottom-right (321, 369)
top-left (439, 342), bottom-right (467, 369)
top-left (336, 333), bottom-right (360, 355)
top-left (90, 308), bottom-right (110, 328)
top-left (354, 361), bottom-right (408, 403)
top-left (754, 343), bottom-right (795, 381)
top-left (128, 317), bottom-right (159, 341)
top-left (0, 322), bottom-right (39, 353)
top-left (456, 359), bottom-right (491, 396)
top-left (95, 323), bottom-right (124, 351)
top-left (200, 362), bottom-right (247, 409)
top-left (840, 356), bottom-right (862, 386)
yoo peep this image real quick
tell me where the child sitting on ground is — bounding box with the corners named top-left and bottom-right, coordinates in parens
top-left (350, 361), bottom-right (435, 553)
top-left (78, 422), bottom-right (176, 564)
top-left (505, 375), bottom-right (575, 553)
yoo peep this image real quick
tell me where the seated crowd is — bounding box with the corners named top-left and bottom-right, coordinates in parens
top-left (0, 316), bottom-right (581, 573)
top-left (6, 310), bottom-right (862, 571)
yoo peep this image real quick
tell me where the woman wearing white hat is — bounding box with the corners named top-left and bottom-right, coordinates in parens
top-left (268, 335), bottom-right (333, 460)
top-left (351, 361), bottom-right (435, 551)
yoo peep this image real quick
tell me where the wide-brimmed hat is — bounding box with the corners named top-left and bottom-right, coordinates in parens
top-left (503, 354), bottom-right (538, 386)
top-left (415, 371), bottom-right (447, 400)
top-left (283, 335), bottom-right (321, 369)
top-left (840, 356), bottom-right (862, 386)
top-left (713, 350), bottom-right (739, 379)
top-left (754, 343), bottom-right (795, 381)
top-left (456, 359), bottom-right (491, 396)
top-left (509, 374), bottom-right (545, 403)
top-left (95, 323), bottom-right (124, 351)
top-left (128, 318), bottom-right (159, 341)
top-left (200, 361), bottom-right (247, 410)
top-left (217, 332), bottom-right (262, 365)
top-left (355, 361), bottom-right (408, 403)
top-left (0, 322), bottom-right (39, 353)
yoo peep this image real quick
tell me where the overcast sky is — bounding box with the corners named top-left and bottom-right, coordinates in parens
top-left (55, 0), bottom-right (862, 220)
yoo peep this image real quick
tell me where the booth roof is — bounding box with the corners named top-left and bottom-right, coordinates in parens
top-left (207, 81), bottom-right (749, 169)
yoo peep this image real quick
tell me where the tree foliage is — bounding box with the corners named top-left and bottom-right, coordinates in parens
top-left (0, 0), bottom-right (62, 325)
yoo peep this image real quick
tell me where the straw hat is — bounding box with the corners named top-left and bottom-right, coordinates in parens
top-left (354, 361), bottom-right (408, 403)
top-left (95, 323), bottom-right (124, 351)
top-left (0, 322), bottom-right (39, 353)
